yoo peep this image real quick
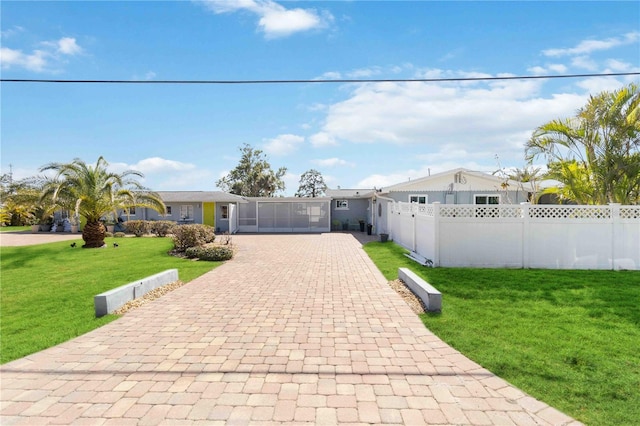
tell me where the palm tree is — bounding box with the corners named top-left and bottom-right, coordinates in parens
top-left (525, 83), bottom-right (640, 204)
top-left (41, 156), bottom-right (165, 248)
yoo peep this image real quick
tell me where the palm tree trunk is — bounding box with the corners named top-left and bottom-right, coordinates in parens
top-left (82, 221), bottom-right (106, 248)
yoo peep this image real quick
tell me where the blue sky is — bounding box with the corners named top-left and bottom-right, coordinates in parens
top-left (2, 1), bottom-right (639, 195)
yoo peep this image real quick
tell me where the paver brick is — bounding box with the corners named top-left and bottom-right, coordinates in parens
top-left (0, 234), bottom-right (580, 426)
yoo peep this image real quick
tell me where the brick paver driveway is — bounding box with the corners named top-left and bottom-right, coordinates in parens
top-left (1, 233), bottom-right (580, 425)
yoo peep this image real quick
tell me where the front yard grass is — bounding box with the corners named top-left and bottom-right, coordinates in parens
top-left (364, 241), bottom-right (640, 426)
top-left (1, 237), bottom-right (222, 364)
top-left (0, 226), bottom-right (30, 232)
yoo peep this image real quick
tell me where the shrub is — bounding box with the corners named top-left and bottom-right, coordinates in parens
top-left (185, 245), bottom-right (233, 261)
top-left (114, 232), bottom-right (126, 238)
top-left (124, 220), bottom-right (149, 237)
top-left (171, 224), bottom-right (216, 251)
top-left (149, 220), bottom-right (175, 237)
top-left (104, 232), bottom-right (113, 238)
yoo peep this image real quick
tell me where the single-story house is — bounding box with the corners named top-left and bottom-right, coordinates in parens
top-left (100, 168), bottom-right (530, 236)
top-left (121, 191), bottom-right (247, 233)
top-left (367, 168), bottom-right (529, 234)
top-left (377, 168), bottom-right (530, 205)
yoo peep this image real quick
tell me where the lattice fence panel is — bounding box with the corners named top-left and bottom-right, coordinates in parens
top-left (620, 207), bottom-right (640, 219)
top-left (529, 206), bottom-right (611, 219)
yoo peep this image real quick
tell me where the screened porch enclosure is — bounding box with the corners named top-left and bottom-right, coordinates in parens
top-left (237, 199), bottom-right (331, 233)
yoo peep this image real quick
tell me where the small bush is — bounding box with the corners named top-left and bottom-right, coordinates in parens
top-left (149, 220), bottom-right (175, 237)
top-left (124, 220), bottom-right (149, 237)
top-left (114, 232), bottom-right (126, 238)
top-left (104, 232), bottom-right (113, 238)
top-left (171, 224), bottom-right (216, 251)
top-left (185, 245), bottom-right (233, 261)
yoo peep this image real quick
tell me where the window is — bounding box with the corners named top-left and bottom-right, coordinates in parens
top-left (165, 206), bottom-right (172, 216)
top-left (335, 200), bottom-right (348, 210)
top-left (127, 207), bottom-right (136, 216)
top-left (474, 195), bottom-right (500, 205)
top-left (409, 195), bottom-right (427, 204)
top-left (180, 205), bottom-right (194, 219)
top-left (221, 205), bottom-right (229, 220)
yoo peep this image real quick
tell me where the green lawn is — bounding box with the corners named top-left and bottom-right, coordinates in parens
top-left (0, 226), bottom-right (30, 232)
top-left (1, 237), bottom-right (222, 364)
top-left (364, 241), bottom-right (640, 426)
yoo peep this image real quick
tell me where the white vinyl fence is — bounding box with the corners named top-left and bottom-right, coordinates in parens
top-left (388, 202), bottom-right (640, 270)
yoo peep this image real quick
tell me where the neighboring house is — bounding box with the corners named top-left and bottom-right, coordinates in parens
top-left (366, 168), bottom-right (528, 235)
top-left (122, 191), bottom-right (247, 233)
top-left (377, 168), bottom-right (530, 205)
top-left (325, 189), bottom-right (375, 231)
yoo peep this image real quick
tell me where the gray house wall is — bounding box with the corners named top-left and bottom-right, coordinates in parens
top-left (135, 202), bottom-right (203, 224)
top-left (387, 190), bottom-right (530, 204)
top-left (331, 198), bottom-right (371, 231)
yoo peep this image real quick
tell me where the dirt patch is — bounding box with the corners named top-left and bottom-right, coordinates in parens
top-left (388, 279), bottom-right (426, 314)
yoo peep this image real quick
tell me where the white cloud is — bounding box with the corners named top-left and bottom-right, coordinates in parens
top-left (309, 132), bottom-right (338, 147)
top-left (283, 171), bottom-right (300, 195)
top-left (309, 70), bottom-right (593, 176)
top-left (543, 31), bottom-right (640, 57)
top-left (571, 55), bottom-right (598, 71)
top-left (312, 157), bottom-right (355, 168)
top-left (317, 71), bottom-right (342, 80)
top-left (574, 76), bottom-right (634, 94)
top-left (548, 63), bottom-right (568, 73)
top-left (263, 134), bottom-right (305, 155)
top-left (56, 37), bottom-right (82, 55)
top-left (1, 36), bottom-right (82, 72)
top-left (311, 75), bottom-right (585, 146)
top-left (604, 59), bottom-right (637, 72)
top-left (0, 47), bottom-right (48, 72)
top-left (155, 169), bottom-right (216, 191)
top-left (197, 0), bottom-right (333, 38)
top-left (346, 66), bottom-right (383, 78)
top-left (1, 25), bottom-right (25, 39)
top-left (113, 157), bottom-right (197, 175)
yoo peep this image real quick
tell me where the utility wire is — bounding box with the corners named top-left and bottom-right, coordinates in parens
top-left (1, 72), bottom-right (638, 85)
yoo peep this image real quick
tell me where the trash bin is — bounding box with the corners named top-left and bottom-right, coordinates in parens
top-left (366, 224), bottom-right (373, 235)
top-left (380, 233), bottom-right (389, 242)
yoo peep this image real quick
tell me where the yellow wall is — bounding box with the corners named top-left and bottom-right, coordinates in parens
top-left (203, 202), bottom-right (215, 227)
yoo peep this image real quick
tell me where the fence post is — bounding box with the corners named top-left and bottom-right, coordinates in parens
top-left (521, 202), bottom-right (530, 268)
top-left (610, 203), bottom-right (621, 270)
top-left (433, 202), bottom-right (441, 267)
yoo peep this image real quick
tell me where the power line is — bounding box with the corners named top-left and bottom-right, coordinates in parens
top-left (1, 72), bottom-right (638, 85)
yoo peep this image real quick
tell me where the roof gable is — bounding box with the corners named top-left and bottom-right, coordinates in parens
top-left (156, 191), bottom-right (247, 203)
top-left (380, 168), bottom-right (523, 193)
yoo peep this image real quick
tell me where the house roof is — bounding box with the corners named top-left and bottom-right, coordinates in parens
top-left (156, 191), bottom-right (247, 203)
top-left (244, 196), bottom-right (333, 202)
top-left (325, 188), bottom-right (375, 198)
top-left (379, 168), bottom-right (524, 193)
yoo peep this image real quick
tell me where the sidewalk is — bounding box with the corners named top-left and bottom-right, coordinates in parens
top-left (0, 233), bottom-right (580, 425)
top-left (0, 231), bottom-right (81, 247)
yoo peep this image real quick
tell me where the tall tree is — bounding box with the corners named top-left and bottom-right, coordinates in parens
top-left (525, 83), bottom-right (640, 204)
top-left (217, 144), bottom-right (287, 197)
top-left (295, 169), bottom-right (328, 197)
top-left (40, 156), bottom-right (166, 248)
